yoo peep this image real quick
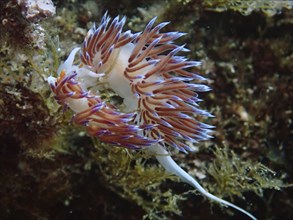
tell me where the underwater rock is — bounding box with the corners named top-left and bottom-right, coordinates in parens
top-left (17, 0), bottom-right (56, 22)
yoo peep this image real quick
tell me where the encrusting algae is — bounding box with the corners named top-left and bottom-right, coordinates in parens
top-left (1, 1), bottom-right (293, 220)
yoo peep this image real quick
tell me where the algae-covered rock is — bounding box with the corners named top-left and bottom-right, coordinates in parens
top-left (0, 0), bottom-right (292, 219)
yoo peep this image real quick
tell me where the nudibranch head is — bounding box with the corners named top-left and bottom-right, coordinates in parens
top-left (48, 12), bottom-right (213, 152)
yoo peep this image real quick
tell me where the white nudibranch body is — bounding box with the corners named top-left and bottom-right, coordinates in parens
top-left (48, 12), bottom-right (257, 220)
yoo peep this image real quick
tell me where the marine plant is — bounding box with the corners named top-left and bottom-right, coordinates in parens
top-left (48, 12), bottom-right (257, 219)
top-left (202, 0), bottom-right (293, 16)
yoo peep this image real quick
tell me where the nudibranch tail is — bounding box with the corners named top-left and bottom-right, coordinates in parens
top-left (48, 12), bottom-right (256, 219)
top-left (150, 145), bottom-right (257, 220)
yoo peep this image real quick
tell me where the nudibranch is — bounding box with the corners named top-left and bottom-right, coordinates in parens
top-left (48, 12), bottom-right (256, 220)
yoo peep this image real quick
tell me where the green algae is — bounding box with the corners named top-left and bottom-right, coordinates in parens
top-left (203, 0), bottom-right (293, 16)
top-left (90, 140), bottom-right (186, 219)
top-left (206, 146), bottom-right (287, 199)
top-left (0, 0), bottom-right (292, 219)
